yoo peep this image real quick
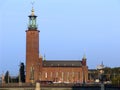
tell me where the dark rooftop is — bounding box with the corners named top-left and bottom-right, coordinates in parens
top-left (43, 60), bottom-right (82, 67)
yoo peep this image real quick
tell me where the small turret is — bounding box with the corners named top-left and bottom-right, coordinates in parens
top-left (82, 54), bottom-right (87, 66)
top-left (43, 54), bottom-right (46, 61)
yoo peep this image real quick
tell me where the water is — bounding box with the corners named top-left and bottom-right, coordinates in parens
top-left (0, 84), bottom-right (120, 90)
top-left (72, 84), bottom-right (120, 90)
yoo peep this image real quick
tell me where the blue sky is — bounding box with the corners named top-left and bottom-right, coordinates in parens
top-left (0, 0), bottom-right (120, 75)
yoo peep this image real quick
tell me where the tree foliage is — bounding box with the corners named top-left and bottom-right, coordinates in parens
top-left (111, 76), bottom-right (120, 85)
top-left (20, 62), bottom-right (25, 82)
top-left (4, 71), bottom-right (11, 83)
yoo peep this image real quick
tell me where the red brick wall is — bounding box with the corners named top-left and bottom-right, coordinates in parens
top-left (38, 66), bottom-right (88, 83)
top-left (26, 30), bottom-right (39, 83)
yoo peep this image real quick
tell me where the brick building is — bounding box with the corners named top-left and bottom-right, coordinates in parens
top-left (26, 8), bottom-right (88, 83)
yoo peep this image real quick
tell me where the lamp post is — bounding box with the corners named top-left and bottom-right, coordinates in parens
top-left (1, 72), bottom-right (5, 84)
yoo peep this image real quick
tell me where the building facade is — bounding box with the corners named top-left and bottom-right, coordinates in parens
top-left (26, 8), bottom-right (88, 83)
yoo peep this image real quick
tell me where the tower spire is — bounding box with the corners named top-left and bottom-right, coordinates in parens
top-left (31, 7), bottom-right (35, 16)
top-left (31, 1), bottom-right (35, 15)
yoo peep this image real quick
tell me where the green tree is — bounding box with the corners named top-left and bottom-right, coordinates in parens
top-left (20, 62), bottom-right (25, 82)
top-left (4, 71), bottom-right (11, 83)
top-left (111, 76), bottom-right (120, 85)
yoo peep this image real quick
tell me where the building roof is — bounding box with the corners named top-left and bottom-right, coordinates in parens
top-left (88, 69), bottom-right (97, 73)
top-left (43, 60), bottom-right (82, 67)
top-left (96, 62), bottom-right (104, 70)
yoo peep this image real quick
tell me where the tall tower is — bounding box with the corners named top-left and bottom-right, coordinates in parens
top-left (26, 7), bottom-right (40, 83)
